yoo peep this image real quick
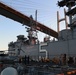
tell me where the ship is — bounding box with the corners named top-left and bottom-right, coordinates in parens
top-left (7, 0), bottom-right (76, 62)
top-left (1, 0), bottom-right (76, 75)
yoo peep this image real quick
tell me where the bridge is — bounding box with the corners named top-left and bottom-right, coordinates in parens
top-left (0, 2), bottom-right (58, 38)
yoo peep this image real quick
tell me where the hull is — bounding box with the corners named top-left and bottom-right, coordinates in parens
top-left (21, 38), bottom-right (76, 59)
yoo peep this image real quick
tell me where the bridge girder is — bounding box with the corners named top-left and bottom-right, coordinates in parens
top-left (0, 2), bottom-right (58, 38)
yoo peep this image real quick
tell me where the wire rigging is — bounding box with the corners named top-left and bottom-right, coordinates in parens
top-left (0, 0), bottom-right (56, 28)
top-left (7, 1), bottom-right (50, 12)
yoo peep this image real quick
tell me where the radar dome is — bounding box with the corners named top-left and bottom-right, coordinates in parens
top-left (1, 67), bottom-right (18, 75)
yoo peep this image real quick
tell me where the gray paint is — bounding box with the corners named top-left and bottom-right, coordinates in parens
top-left (8, 28), bottom-right (76, 60)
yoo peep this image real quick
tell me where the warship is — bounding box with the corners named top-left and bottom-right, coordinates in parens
top-left (7, 0), bottom-right (76, 62)
top-left (1, 0), bottom-right (76, 75)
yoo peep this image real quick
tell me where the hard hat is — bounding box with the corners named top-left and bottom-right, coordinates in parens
top-left (1, 67), bottom-right (18, 75)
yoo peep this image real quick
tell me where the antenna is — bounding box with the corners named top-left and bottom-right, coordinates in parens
top-left (35, 10), bottom-right (38, 39)
top-left (35, 10), bottom-right (37, 25)
top-left (27, 10), bottom-right (38, 44)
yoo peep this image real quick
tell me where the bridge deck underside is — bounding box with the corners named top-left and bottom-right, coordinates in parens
top-left (0, 2), bottom-right (58, 38)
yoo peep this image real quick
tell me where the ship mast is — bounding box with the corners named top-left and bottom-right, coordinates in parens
top-left (58, 0), bottom-right (76, 29)
top-left (26, 10), bottom-right (38, 45)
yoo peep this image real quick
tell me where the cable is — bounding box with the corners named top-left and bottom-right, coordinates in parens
top-left (1, 0), bottom-right (51, 11)
top-left (1, 0), bottom-right (56, 28)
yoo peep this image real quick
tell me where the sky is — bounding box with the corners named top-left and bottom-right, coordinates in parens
top-left (0, 0), bottom-right (67, 50)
